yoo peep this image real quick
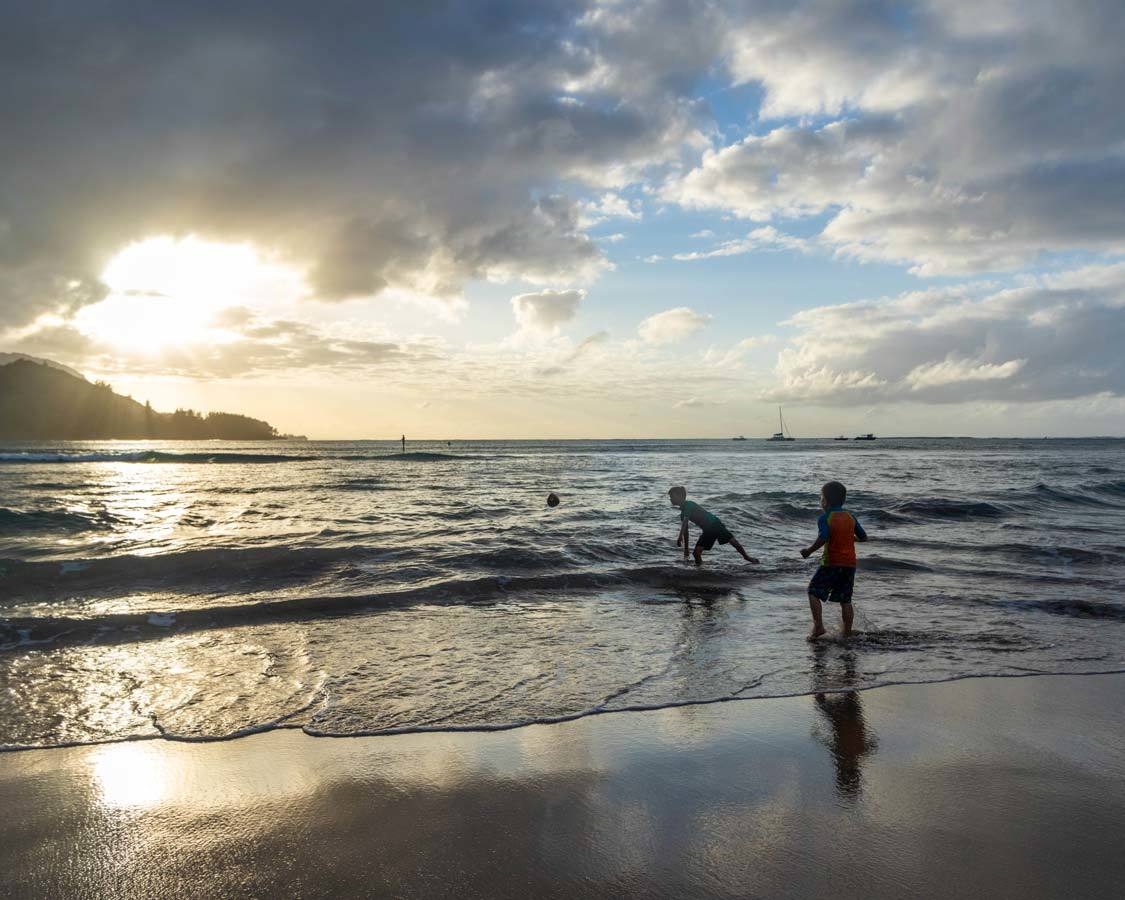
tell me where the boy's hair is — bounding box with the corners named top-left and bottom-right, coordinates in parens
top-left (822, 481), bottom-right (847, 507)
top-left (668, 486), bottom-right (687, 503)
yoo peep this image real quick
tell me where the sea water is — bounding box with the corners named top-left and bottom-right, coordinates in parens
top-left (1, 438), bottom-right (1122, 749)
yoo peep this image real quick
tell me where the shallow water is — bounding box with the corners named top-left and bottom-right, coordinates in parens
top-left (1, 438), bottom-right (1123, 748)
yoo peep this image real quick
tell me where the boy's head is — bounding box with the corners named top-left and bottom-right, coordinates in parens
top-left (668, 486), bottom-right (687, 506)
top-left (821, 481), bottom-right (846, 509)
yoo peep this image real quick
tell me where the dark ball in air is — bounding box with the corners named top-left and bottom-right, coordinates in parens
top-left (546, 492), bottom-right (560, 508)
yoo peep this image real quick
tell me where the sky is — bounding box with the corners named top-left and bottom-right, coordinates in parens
top-left (2, 0), bottom-right (1124, 438)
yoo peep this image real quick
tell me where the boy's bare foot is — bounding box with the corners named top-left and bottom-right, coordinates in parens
top-left (745, 556), bottom-right (760, 564)
top-left (806, 625), bottom-right (827, 642)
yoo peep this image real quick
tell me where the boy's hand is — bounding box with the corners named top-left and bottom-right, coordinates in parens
top-left (800, 547), bottom-right (812, 558)
top-left (676, 535), bottom-right (682, 547)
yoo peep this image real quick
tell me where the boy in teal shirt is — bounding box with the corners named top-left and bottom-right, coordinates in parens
top-left (669, 486), bottom-right (759, 566)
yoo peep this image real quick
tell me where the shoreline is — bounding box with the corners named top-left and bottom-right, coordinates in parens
top-left (5, 671), bottom-right (1124, 898)
top-left (3, 665), bottom-right (1125, 753)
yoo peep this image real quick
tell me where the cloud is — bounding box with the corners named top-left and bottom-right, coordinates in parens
top-left (651, 226), bottom-right (811, 262)
top-left (773, 263), bottom-right (1125, 404)
top-left (704, 335), bottom-right (777, 368)
top-left (534, 330), bottom-right (610, 376)
top-left (577, 193), bottom-right (642, 227)
top-left (0, 1), bottom-right (713, 332)
top-left (662, 0), bottom-right (1125, 275)
top-left (511, 288), bottom-right (586, 334)
top-left (11, 313), bottom-right (441, 380)
top-left (905, 356), bottom-right (1026, 390)
top-left (638, 307), bottom-right (712, 344)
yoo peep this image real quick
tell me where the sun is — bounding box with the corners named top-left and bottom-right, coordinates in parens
top-left (75, 236), bottom-right (304, 351)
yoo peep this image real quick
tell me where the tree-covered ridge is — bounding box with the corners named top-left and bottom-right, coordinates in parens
top-left (0, 359), bottom-right (281, 440)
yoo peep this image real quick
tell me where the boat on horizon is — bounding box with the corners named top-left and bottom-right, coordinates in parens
top-left (854, 433), bottom-right (877, 441)
top-left (833, 435), bottom-right (849, 441)
top-left (731, 435), bottom-right (747, 441)
top-left (766, 406), bottom-right (796, 441)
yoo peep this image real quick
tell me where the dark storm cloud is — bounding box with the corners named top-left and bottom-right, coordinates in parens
top-left (0, 0), bottom-right (706, 329)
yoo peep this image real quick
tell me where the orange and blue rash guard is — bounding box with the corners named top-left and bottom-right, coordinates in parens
top-left (817, 507), bottom-right (867, 567)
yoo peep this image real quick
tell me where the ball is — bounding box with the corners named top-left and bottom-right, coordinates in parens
top-left (546, 492), bottom-right (560, 507)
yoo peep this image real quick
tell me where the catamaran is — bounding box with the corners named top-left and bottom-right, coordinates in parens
top-left (766, 406), bottom-right (795, 441)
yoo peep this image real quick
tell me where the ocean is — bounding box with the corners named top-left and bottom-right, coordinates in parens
top-left (1, 438), bottom-right (1123, 750)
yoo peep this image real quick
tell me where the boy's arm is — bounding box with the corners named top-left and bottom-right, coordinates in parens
top-left (801, 513), bottom-right (830, 558)
top-left (800, 535), bottom-right (826, 558)
top-left (678, 520), bottom-right (690, 556)
top-left (854, 517), bottom-right (869, 542)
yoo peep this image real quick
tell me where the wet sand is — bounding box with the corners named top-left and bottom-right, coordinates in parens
top-left (2, 672), bottom-right (1124, 899)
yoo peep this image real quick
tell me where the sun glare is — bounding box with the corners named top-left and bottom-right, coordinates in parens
top-left (90, 741), bottom-right (173, 809)
top-left (76, 236), bottom-right (304, 352)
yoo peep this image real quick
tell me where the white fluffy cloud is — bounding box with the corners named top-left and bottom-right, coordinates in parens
top-left (638, 307), bottom-right (712, 344)
top-left (511, 289), bottom-right (586, 334)
top-left (664, 0), bottom-right (1125, 275)
top-left (905, 357), bottom-right (1026, 390)
top-left (773, 263), bottom-right (1125, 404)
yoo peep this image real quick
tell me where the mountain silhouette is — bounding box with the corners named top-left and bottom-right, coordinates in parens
top-left (0, 358), bottom-right (281, 440)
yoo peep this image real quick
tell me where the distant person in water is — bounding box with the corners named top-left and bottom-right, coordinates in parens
top-left (401, 434), bottom-right (405, 453)
top-left (800, 481), bottom-right (868, 641)
top-left (668, 486), bottom-right (759, 566)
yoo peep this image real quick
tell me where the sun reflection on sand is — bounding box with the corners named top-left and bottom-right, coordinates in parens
top-left (90, 742), bottom-right (173, 809)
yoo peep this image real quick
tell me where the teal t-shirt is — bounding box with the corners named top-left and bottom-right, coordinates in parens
top-left (680, 500), bottom-right (723, 532)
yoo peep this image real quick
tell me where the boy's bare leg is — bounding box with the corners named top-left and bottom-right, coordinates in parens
top-left (807, 594), bottom-right (827, 641)
top-left (692, 538), bottom-right (704, 566)
top-left (841, 602), bottom-right (854, 638)
top-left (728, 538), bottom-right (760, 565)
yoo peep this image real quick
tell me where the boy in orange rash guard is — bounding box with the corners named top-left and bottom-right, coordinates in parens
top-left (800, 481), bottom-right (868, 641)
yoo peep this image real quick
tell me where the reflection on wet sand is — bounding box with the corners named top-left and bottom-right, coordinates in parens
top-left (810, 646), bottom-right (879, 801)
top-left (3, 674), bottom-right (1124, 898)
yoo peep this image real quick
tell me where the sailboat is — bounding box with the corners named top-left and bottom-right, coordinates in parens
top-left (766, 406), bottom-right (795, 441)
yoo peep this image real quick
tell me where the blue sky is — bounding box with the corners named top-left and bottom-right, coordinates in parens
top-left (2, 1), bottom-right (1123, 437)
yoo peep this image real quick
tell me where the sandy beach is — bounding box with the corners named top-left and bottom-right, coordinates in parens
top-left (2, 671), bottom-right (1123, 899)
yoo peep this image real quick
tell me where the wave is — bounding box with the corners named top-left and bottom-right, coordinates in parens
top-left (975, 596), bottom-right (1125, 622)
top-left (985, 542), bottom-right (1121, 566)
top-left (762, 501), bottom-right (817, 522)
top-left (0, 544), bottom-right (392, 599)
top-left (384, 451), bottom-right (466, 461)
top-left (1091, 479), bottom-right (1125, 496)
top-left (0, 507), bottom-right (122, 534)
top-left (891, 498), bottom-right (1011, 520)
top-left (0, 450), bottom-right (307, 464)
top-left (7, 667), bottom-right (1125, 752)
top-left (0, 559), bottom-right (763, 650)
top-left (1032, 483), bottom-right (1120, 508)
top-left (858, 555), bottom-right (934, 573)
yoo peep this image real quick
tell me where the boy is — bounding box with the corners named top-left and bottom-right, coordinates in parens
top-left (668, 486), bottom-right (759, 566)
top-left (800, 480), bottom-right (868, 641)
